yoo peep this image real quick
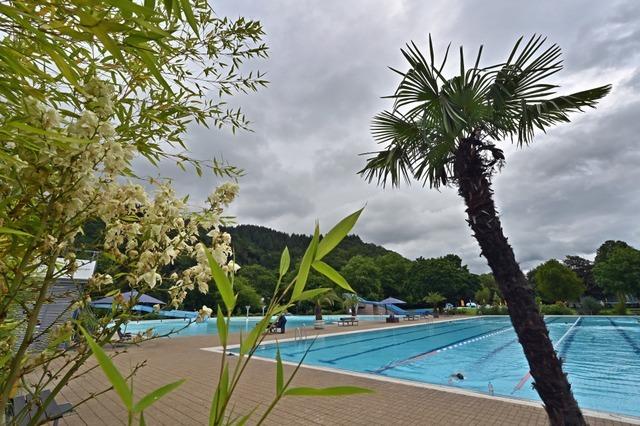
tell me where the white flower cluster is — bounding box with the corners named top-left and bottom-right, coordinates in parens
top-left (196, 305), bottom-right (213, 323)
top-left (3, 76), bottom-right (240, 312)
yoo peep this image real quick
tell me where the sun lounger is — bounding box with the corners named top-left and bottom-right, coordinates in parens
top-left (403, 314), bottom-right (420, 320)
top-left (10, 390), bottom-right (73, 426)
top-left (337, 317), bottom-right (359, 326)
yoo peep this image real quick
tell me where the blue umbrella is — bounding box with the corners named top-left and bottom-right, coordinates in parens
top-left (91, 290), bottom-right (166, 306)
top-left (379, 297), bottom-right (406, 304)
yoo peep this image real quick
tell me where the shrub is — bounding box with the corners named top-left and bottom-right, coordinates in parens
top-left (540, 303), bottom-right (576, 315)
top-left (478, 305), bottom-right (509, 315)
top-left (454, 307), bottom-right (477, 315)
top-left (577, 296), bottom-right (602, 315)
top-left (599, 308), bottom-right (629, 315)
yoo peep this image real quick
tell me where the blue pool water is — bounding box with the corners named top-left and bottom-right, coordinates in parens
top-left (248, 316), bottom-right (640, 418)
top-left (122, 315), bottom-right (385, 337)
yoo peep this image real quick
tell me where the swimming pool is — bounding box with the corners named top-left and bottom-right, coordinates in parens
top-left (247, 316), bottom-right (640, 418)
top-left (122, 315), bottom-right (385, 337)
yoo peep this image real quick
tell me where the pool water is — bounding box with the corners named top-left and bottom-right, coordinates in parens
top-left (122, 315), bottom-right (385, 338)
top-left (248, 316), bottom-right (640, 418)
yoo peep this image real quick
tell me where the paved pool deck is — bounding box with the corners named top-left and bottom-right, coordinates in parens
top-left (56, 317), bottom-right (636, 425)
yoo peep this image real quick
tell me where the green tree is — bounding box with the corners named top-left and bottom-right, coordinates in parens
top-left (237, 264), bottom-right (278, 301)
top-left (595, 240), bottom-right (632, 264)
top-left (407, 255), bottom-right (479, 303)
top-left (593, 246), bottom-right (640, 313)
top-left (534, 260), bottom-right (585, 303)
top-left (563, 256), bottom-right (601, 299)
top-left (475, 286), bottom-right (491, 305)
top-left (377, 252), bottom-right (412, 298)
top-left (424, 292), bottom-right (445, 317)
top-left (359, 35), bottom-right (610, 424)
top-left (340, 255), bottom-right (382, 300)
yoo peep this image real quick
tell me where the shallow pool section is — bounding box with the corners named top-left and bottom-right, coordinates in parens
top-left (247, 316), bottom-right (640, 418)
top-left (122, 315), bottom-right (385, 338)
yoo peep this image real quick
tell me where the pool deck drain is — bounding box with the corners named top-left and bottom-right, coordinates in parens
top-left (55, 317), bottom-right (637, 425)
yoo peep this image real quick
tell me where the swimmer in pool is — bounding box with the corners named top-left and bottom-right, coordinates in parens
top-left (448, 372), bottom-right (465, 383)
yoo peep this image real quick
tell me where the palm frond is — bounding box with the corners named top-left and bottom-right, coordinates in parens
top-left (362, 34), bottom-right (611, 189)
top-left (517, 85), bottom-right (612, 144)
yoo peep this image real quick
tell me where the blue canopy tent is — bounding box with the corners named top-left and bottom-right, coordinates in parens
top-left (379, 297), bottom-right (432, 317)
top-left (90, 291), bottom-right (197, 319)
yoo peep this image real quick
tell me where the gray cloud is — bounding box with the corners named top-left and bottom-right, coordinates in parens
top-left (133, 0), bottom-right (640, 273)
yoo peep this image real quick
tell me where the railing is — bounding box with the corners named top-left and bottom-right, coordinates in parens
top-left (294, 327), bottom-right (308, 342)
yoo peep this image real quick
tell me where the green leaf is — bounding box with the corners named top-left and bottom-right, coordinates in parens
top-left (78, 326), bottom-right (133, 410)
top-left (133, 379), bottom-right (185, 413)
top-left (90, 23), bottom-right (125, 63)
top-left (276, 347), bottom-right (284, 395)
top-left (316, 208), bottom-right (363, 260)
top-left (138, 49), bottom-right (172, 93)
top-left (205, 250), bottom-right (236, 314)
top-left (178, 0), bottom-right (198, 34)
top-left (290, 288), bottom-right (330, 303)
top-left (0, 227), bottom-right (32, 237)
top-left (105, 0), bottom-right (155, 17)
top-left (279, 246), bottom-right (290, 278)
top-left (292, 224), bottom-right (319, 300)
top-left (44, 46), bottom-right (79, 87)
top-left (140, 412), bottom-right (146, 426)
top-left (239, 316), bottom-right (270, 355)
top-left (311, 261), bottom-right (355, 293)
top-left (216, 307), bottom-right (227, 347)
top-left (283, 386), bottom-right (373, 397)
top-left (209, 364), bottom-right (228, 425)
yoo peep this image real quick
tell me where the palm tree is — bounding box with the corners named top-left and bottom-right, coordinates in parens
top-left (342, 293), bottom-right (359, 317)
top-left (313, 290), bottom-right (341, 324)
top-left (360, 35), bottom-right (610, 425)
top-left (423, 292), bottom-right (445, 318)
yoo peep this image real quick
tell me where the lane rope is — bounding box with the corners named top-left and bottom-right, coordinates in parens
top-left (510, 316), bottom-right (582, 394)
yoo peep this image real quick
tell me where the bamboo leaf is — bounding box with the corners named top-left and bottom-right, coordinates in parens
top-left (179, 0), bottom-right (198, 34)
top-left (239, 316), bottom-right (271, 355)
top-left (78, 326), bottom-right (133, 410)
top-left (279, 246), bottom-right (290, 278)
top-left (292, 224), bottom-right (319, 300)
top-left (0, 227), bottom-right (32, 237)
top-left (276, 347), bottom-right (284, 395)
top-left (216, 307), bottom-right (227, 347)
top-left (138, 49), bottom-right (172, 93)
top-left (289, 288), bottom-right (330, 303)
top-left (133, 379), bottom-right (186, 413)
top-left (205, 250), bottom-right (236, 314)
top-left (283, 386), bottom-right (373, 397)
top-left (209, 364), bottom-right (229, 425)
top-left (311, 261), bottom-right (355, 293)
top-left (45, 47), bottom-right (79, 87)
top-left (106, 0), bottom-right (155, 17)
top-left (316, 208), bottom-right (363, 260)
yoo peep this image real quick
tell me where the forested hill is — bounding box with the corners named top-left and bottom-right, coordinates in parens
top-left (226, 224), bottom-right (394, 270)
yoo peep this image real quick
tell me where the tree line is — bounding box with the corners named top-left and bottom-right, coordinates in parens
top-left (82, 221), bottom-right (640, 314)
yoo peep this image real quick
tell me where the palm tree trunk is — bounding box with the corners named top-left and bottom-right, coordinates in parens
top-left (454, 137), bottom-right (585, 426)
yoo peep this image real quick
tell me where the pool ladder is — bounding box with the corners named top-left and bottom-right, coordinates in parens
top-left (294, 327), bottom-right (308, 342)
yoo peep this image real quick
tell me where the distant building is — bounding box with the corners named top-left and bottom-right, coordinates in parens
top-left (31, 259), bottom-right (97, 349)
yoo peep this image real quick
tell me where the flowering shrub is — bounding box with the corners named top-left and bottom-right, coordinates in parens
top-left (0, 0), bottom-right (266, 421)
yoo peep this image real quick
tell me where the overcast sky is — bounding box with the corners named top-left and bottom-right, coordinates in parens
top-left (142, 0), bottom-right (640, 273)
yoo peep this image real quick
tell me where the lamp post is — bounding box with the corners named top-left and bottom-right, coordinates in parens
top-left (245, 305), bottom-right (250, 319)
top-left (260, 297), bottom-right (265, 317)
